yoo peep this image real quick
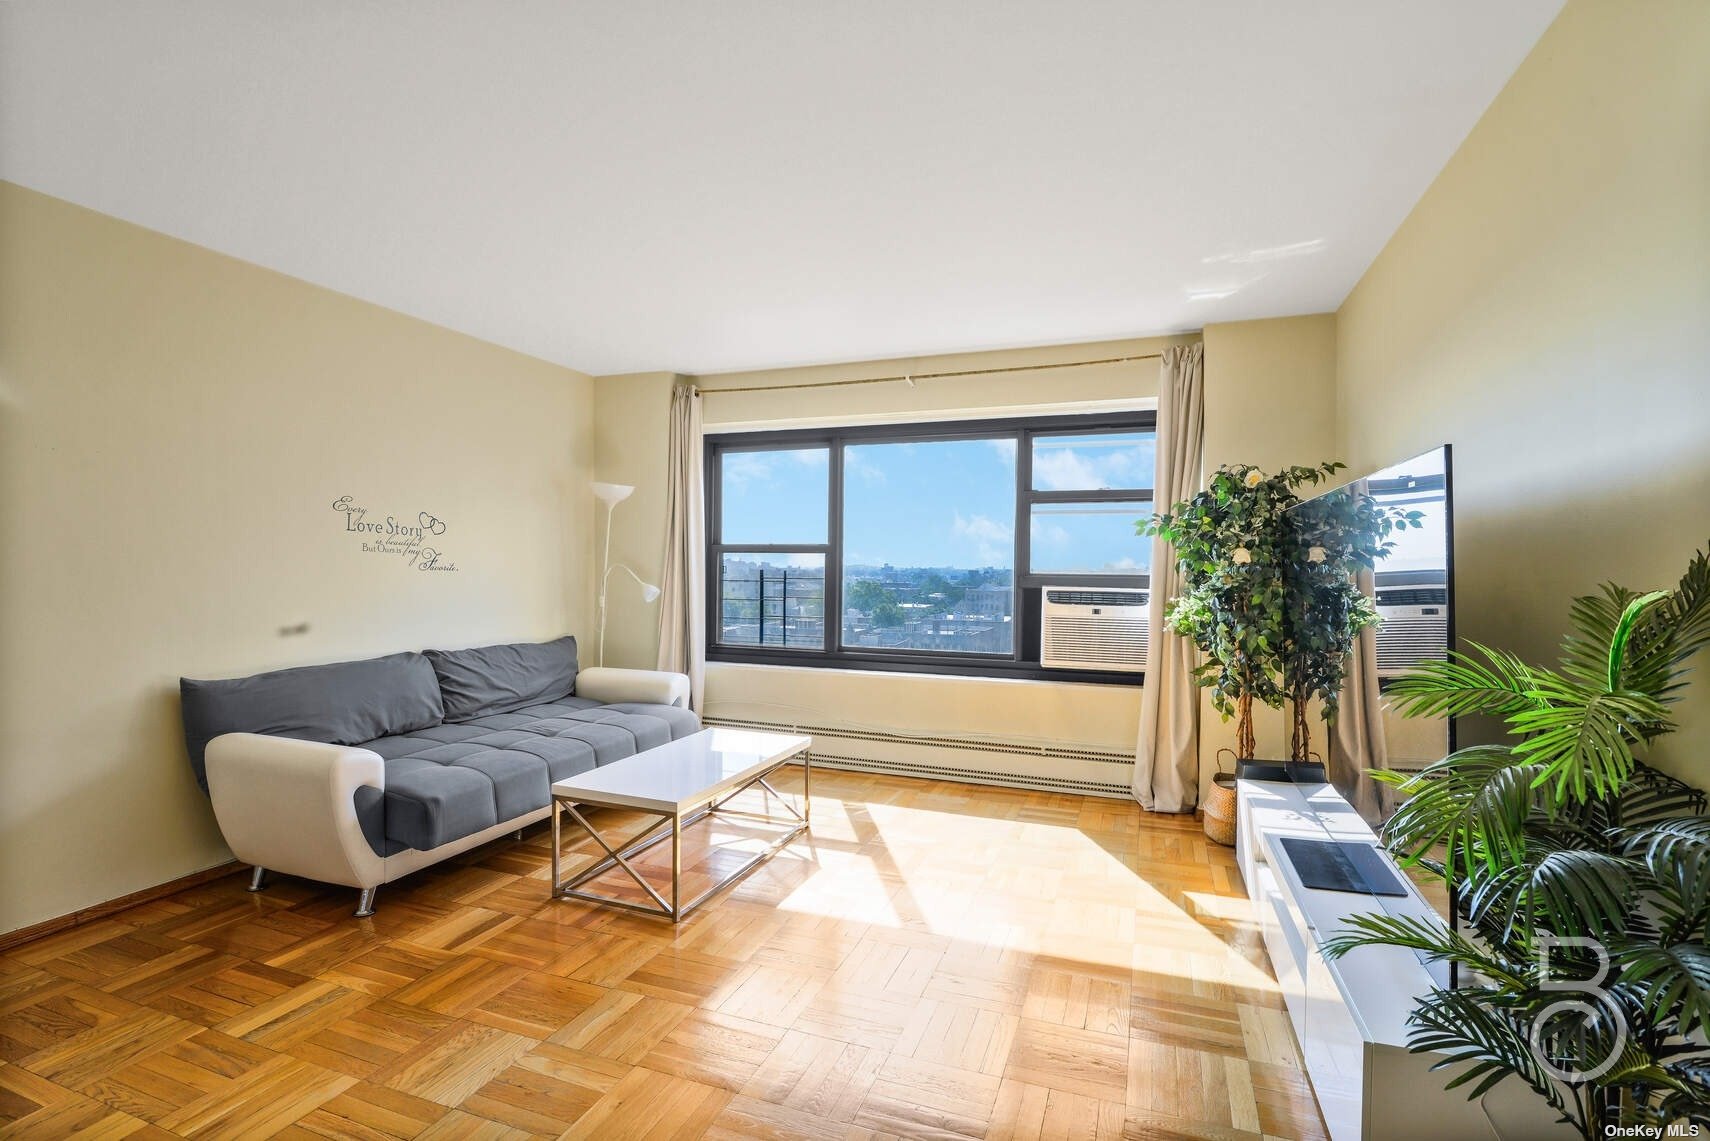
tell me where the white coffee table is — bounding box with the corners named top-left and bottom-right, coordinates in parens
top-left (548, 727), bottom-right (812, 921)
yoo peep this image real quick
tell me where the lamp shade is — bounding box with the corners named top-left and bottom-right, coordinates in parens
top-left (641, 583), bottom-right (661, 602)
top-left (591, 482), bottom-right (635, 505)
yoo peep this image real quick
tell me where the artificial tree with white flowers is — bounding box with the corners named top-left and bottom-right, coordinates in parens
top-left (1281, 479), bottom-right (1421, 761)
top-left (1143, 462), bottom-right (1415, 763)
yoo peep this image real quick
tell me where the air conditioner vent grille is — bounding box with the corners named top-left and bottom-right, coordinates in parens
top-left (1044, 589), bottom-right (1149, 607)
top-left (1040, 584), bottom-right (1147, 673)
top-left (1375, 587), bottom-right (1449, 606)
top-left (1376, 615), bottom-right (1449, 673)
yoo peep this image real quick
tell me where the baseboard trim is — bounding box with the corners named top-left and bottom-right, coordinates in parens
top-left (0, 860), bottom-right (243, 952)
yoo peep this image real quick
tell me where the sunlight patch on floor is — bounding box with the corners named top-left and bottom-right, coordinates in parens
top-left (765, 792), bottom-right (1279, 989)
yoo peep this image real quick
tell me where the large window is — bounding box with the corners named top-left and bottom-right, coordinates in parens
top-left (707, 412), bottom-right (1155, 681)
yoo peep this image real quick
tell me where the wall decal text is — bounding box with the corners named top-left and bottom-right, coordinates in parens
top-left (333, 496), bottom-right (460, 572)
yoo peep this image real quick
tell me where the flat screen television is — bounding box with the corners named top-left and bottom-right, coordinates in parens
top-left (1288, 445), bottom-right (1455, 817)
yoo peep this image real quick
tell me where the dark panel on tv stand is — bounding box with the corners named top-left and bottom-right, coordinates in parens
top-left (1234, 759), bottom-right (1327, 784)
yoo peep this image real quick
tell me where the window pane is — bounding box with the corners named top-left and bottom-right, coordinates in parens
top-left (1029, 502), bottom-right (1152, 575)
top-left (720, 448), bottom-right (828, 544)
top-left (1031, 431), bottom-right (1154, 492)
top-left (718, 553), bottom-right (825, 648)
top-left (841, 439), bottom-right (1016, 654)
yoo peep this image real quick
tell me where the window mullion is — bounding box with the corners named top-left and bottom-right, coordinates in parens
top-left (1013, 427), bottom-right (1030, 663)
top-left (828, 438), bottom-right (844, 653)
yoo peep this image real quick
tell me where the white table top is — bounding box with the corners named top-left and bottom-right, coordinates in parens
top-left (550, 727), bottom-right (812, 814)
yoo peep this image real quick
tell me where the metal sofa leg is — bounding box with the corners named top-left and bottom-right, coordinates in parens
top-left (514, 828), bottom-right (525, 840)
top-left (247, 866), bottom-right (267, 892)
top-left (354, 887), bottom-right (378, 918)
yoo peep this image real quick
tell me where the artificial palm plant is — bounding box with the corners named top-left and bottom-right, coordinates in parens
top-left (1324, 544), bottom-right (1710, 1138)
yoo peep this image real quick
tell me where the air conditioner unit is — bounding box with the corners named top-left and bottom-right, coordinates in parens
top-left (1041, 586), bottom-right (1147, 672)
top-left (1374, 583), bottom-right (1449, 677)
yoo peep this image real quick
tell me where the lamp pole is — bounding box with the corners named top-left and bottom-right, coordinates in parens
top-left (591, 482), bottom-right (659, 668)
top-left (598, 494), bottom-right (616, 667)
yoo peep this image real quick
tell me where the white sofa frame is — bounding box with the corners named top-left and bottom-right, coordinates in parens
top-left (205, 667), bottom-right (691, 916)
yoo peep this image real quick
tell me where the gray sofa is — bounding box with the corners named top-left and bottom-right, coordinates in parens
top-left (181, 635), bottom-right (698, 915)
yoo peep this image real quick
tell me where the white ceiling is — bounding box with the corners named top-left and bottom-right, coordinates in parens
top-left (0, 1), bottom-right (1562, 376)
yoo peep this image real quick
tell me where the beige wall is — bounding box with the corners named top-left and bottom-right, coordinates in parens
top-left (597, 337), bottom-right (1197, 764)
top-left (592, 372), bottom-right (678, 671)
top-left (1200, 316), bottom-right (1340, 783)
top-left (0, 183), bottom-right (596, 934)
top-left (1335, 0), bottom-right (1710, 783)
top-left (1204, 314), bottom-right (1339, 475)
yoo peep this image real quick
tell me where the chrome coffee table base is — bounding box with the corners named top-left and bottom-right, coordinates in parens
top-left (550, 757), bottom-right (809, 922)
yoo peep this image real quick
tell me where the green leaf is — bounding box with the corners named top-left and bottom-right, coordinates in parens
top-left (1587, 761), bottom-right (1707, 831)
top-left (1620, 818), bottom-right (1710, 941)
top-left (1507, 677), bottom-right (1669, 800)
top-left (1606, 591), bottom-right (1672, 691)
top-left (1322, 913), bottom-right (1530, 989)
top-left (1464, 845), bottom-right (1640, 943)
top-left (1403, 989), bottom-right (1576, 1125)
top-left (1385, 643), bottom-right (1545, 721)
top-left (1611, 940), bottom-right (1710, 1039)
top-left (1379, 746), bottom-right (1547, 879)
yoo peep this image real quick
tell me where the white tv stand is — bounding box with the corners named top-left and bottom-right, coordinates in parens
top-left (1237, 777), bottom-right (1511, 1141)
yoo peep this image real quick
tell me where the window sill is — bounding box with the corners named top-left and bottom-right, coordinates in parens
top-left (706, 650), bottom-right (1143, 687)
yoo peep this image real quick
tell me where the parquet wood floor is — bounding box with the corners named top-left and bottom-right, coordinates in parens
top-left (0, 769), bottom-right (1327, 1139)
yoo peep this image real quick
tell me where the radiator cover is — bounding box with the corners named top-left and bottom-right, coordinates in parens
top-left (703, 715), bottom-right (1137, 799)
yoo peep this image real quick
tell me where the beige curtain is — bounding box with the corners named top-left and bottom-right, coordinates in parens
top-left (655, 383), bottom-right (706, 713)
top-left (1134, 344), bottom-right (1204, 812)
top-left (1330, 560), bottom-right (1388, 822)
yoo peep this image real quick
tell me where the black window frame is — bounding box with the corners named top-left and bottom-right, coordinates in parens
top-left (705, 410), bottom-right (1155, 684)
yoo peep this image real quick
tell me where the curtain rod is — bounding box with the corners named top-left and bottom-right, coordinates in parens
top-left (699, 352), bottom-right (1163, 396)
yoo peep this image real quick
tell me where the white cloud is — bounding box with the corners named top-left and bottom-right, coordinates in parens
top-left (1029, 519), bottom-right (1072, 547)
top-left (722, 451), bottom-right (773, 486)
top-left (1032, 449), bottom-right (1099, 491)
top-left (953, 513), bottom-right (1013, 543)
top-left (845, 449), bottom-right (886, 485)
top-left (1031, 440), bottom-right (1149, 492)
top-left (725, 448), bottom-right (825, 488)
top-left (953, 512), bottom-right (1014, 565)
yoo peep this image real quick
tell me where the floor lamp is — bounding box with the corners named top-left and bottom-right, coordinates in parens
top-left (593, 482), bottom-right (660, 667)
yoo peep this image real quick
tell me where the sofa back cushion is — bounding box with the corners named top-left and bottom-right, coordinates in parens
top-left (425, 636), bottom-right (579, 722)
top-left (180, 651), bottom-right (445, 792)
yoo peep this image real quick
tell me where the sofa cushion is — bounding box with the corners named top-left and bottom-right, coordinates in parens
top-left (180, 651), bottom-right (444, 793)
top-left (364, 699), bottom-right (701, 851)
top-left (424, 636), bottom-right (579, 722)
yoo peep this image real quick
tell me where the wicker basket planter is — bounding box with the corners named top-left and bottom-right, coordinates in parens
top-left (1202, 772), bottom-right (1238, 846)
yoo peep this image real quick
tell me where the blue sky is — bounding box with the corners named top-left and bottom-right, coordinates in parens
top-left (720, 434), bottom-right (1154, 573)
